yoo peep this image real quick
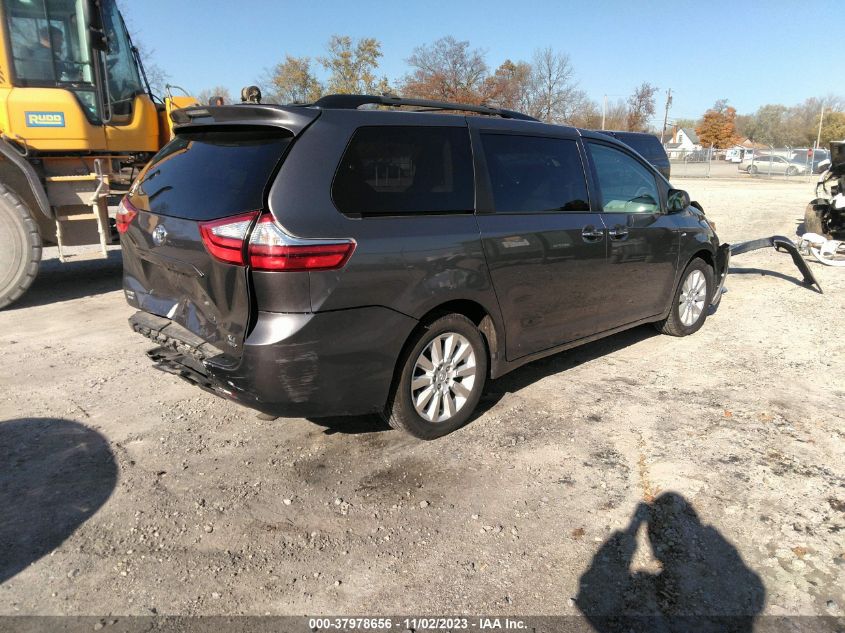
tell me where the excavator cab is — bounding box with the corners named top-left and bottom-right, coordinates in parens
top-left (1, 0), bottom-right (162, 152)
top-left (0, 0), bottom-right (196, 308)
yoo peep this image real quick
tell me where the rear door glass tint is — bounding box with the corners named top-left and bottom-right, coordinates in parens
top-left (332, 126), bottom-right (474, 216)
top-left (481, 134), bottom-right (590, 213)
top-left (135, 127), bottom-right (292, 220)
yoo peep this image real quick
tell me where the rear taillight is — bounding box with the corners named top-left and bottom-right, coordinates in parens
top-left (199, 212), bottom-right (355, 271)
top-left (198, 211), bottom-right (260, 265)
top-left (116, 197), bottom-right (138, 234)
top-left (248, 215), bottom-right (355, 271)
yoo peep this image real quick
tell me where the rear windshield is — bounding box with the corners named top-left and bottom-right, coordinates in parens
top-left (133, 127), bottom-right (292, 221)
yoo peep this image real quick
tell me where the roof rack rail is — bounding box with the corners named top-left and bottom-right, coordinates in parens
top-left (312, 94), bottom-right (539, 122)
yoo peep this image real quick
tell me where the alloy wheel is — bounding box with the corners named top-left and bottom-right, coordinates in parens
top-left (679, 269), bottom-right (707, 327)
top-left (411, 332), bottom-right (477, 423)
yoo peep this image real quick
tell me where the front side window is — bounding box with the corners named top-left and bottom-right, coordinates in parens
top-left (5, 0), bottom-right (94, 85)
top-left (332, 126), bottom-right (474, 216)
top-left (481, 134), bottom-right (589, 213)
top-left (587, 143), bottom-right (660, 214)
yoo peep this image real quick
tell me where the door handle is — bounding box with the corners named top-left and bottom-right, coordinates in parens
top-left (608, 226), bottom-right (629, 240)
top-left (581, 225), bottom-right (604, 242)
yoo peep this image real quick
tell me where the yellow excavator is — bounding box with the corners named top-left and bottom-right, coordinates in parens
top-left (0, 0), bottom-right (196, 308)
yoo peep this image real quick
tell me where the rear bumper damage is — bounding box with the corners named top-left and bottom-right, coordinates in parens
top-left (729, 235), bottom-right (822, 293)
top-left (130, 307), bottom-right (418, 418)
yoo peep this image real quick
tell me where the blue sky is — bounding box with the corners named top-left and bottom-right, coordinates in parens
top-left (123, 0), bottom-right (837, 124)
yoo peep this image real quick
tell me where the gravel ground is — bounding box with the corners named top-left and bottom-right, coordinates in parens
top-left (1, 178), bottom-right (843, 621)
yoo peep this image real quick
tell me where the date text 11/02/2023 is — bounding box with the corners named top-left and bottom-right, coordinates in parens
top-left (307, 617), bottom-right (528, 630)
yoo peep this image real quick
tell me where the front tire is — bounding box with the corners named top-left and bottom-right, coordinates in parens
top-left (0, 184), bottom-right (41, 310)
top-left (747, 165), bottom-right (758, 175)
top-left (786, 166), bottom-right (798, 176)
top-left (655, 258), bottom-right (714, 337)
top-left (383, 313), bottom-right (488, 439)
top-left (804, 201), bottom-right (826, 236)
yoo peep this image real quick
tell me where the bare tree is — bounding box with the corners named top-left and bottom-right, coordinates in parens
top-left (402, 36), bottom-right (489, 104)
top-left (627, 82), bottom-right (658, 131)
top-left (525, 48), bottom-right (586, 124)
top-left (196, 86), bottom-right (232, 106)
top-left (117, 2), bottom-right (168, 97)
top-left (602, 98), bottom-right (629, 130)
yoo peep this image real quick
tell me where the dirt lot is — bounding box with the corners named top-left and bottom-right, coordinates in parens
top-left (1, 178), bottom-right (844, 622)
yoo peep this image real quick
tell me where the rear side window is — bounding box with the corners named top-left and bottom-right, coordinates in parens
top-left (481, 134), bottom-right (590, 213)
top-left (332, 126), bottom-right (474, 216)
top-left (134, 127), bottom-right (292, 221)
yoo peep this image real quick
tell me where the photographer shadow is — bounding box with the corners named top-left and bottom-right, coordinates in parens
top-left (0, 418), bottom-right (117, 584)
top-left (576, 492), bottom-right (765, 633)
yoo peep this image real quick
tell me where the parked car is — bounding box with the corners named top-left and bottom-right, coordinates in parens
top-left (594, 130), bottom-right (671, 179)
top-left (120, 94), bottom-right (728, 439)
top-left (791, 149), bottom-right (831, 174)
top-left (744, 155), bottom-right (808, 176)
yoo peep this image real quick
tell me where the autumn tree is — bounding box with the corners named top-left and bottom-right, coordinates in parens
top-left (196, 85), bottom-right (232, 106)
top-left (626, 82), bottom-right (658, 131)
top-left (402, 36), bottom-right (489, 104)
top-left (484, 59), bottom-right (533, 112)
top-left (695, 100), bottom-right (740, 149)
top-left (319, 35), bottom-right (387, 94)
top-left (265, 55), bottom-right (323, 104)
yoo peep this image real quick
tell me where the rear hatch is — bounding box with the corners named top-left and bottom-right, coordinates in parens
top-left (120, 105), bottom-right (319, 359)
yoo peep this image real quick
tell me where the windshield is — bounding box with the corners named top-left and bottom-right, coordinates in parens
top-left (100, 0), bottom-right (144, 118)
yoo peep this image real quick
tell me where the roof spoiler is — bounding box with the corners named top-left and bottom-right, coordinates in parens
top-left (170, 104), bottom-right (320, 135)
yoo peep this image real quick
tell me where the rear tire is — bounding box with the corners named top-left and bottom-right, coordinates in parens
top-left (0, 184), bottom-right (41, 310)
top-left (654, 258), bottom-right (714, 337)
top-left (804, 202), bottom-right (826, 236)
top-left (382, 313), bottom-right (488, 439)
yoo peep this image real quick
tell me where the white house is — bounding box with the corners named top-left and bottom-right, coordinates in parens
top-left (664, 127), bottom-right (701, 158)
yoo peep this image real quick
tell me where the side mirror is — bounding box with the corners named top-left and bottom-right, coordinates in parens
top-left (667, 188), bottom-right (690, 213)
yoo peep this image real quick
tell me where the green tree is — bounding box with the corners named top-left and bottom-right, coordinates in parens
top-left (820, 111), bottom-right (845, 146)
top-left (319, 35), bottom-right (385, 94)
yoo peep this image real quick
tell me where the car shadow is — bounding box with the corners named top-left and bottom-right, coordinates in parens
top-left (728, 266), bottom-right (822, 293)
top-left (6, 250), bottom-right (123, 310)
top-left (309, 325), bottom-right (658, 435)
top-left (479, 324), bottom-right (657, 411)
top-left (575, 492), bottom-right (766, 632)
top-left (0, 418), bottom-right (117, 584)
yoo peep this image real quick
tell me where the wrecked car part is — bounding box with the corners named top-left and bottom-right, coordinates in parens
top-left (798, 233), bottom-right (845, 267)
top-left (729, 236), bottom-right (822, 293)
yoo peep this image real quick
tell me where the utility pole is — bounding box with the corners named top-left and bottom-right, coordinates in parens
top-left (601, 95), bottom-right (607, 130)
top-left (815, 105), bottom-right (825, 150)
top-left (660, 88), bottom-right (673, 144)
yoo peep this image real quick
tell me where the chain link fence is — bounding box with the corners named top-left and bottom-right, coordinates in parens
top-left (667, 146), bottom-right (826, 180)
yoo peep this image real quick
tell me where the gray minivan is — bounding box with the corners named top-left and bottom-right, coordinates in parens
top-left (120, 94), bottom-right (728, 439)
